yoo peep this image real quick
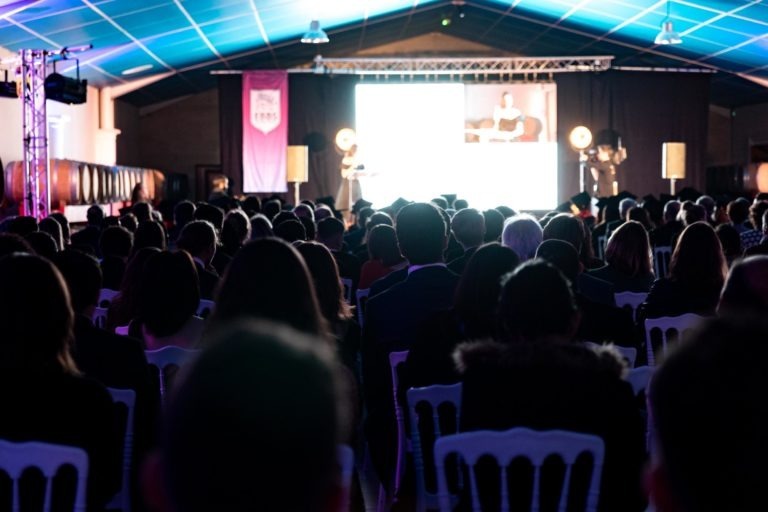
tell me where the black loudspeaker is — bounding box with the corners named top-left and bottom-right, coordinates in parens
top-left (164, 173), bottom-right (190, 201)
top-left (706, 165), bottom-right (746, 196)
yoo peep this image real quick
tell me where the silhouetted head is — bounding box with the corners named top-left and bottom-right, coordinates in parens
top-left (296, 242), bottom-right (351, 324)
top-left (194, 203), bottom-right (225, 232)
top-left (396, 203), bottom-right (447, 265)
top-left (502, 214), bottom-right (543, 262)
top-left (100, 226), bottom-right (133, 259)
top-left (718, 256), bottom-right (768, 315)
top-left (451, 208), bottom-right (485, 249)
top-left (177, 221), bottom-right (217, 264)
top-left (542, 214), bottom-right (583, 253)
top-left (53, 249), bottom-right (102, 315)
top-left (605, 220), bottom-right (653, 278)
top-left (670, 222), bottom-right (726, 290)
top-left (138, 251), bottom-right (200, 338)
top-left (367, 225), bottom-right (403, 267)
top-left (25, 231), bottom-right (57, 260)
top-left (133, 221), bottom-right (167, 253)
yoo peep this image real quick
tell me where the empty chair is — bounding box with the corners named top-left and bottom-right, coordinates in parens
top-left (92, 306), bottom-right (109, 329)
top-left (653, 246), bottom-right (672, 278)
top-left (356, 288), bottom-right (370, 327)
top-left (196, 299), bottom-right (215, 319)
top-left (407, 383), bottom-right (463, 512)
top-left (388, 350), bottom-right (410, 500)
top-left (341, 277), bottom-right (353, 304)
top-left (338, 445), bottom-right (355, 512)
top-left (434, 428), bottom-right (605, 512)
top-left (0, 439), bottom-right (89, 512)
top-left (106, 388), bottom-right (136, 512)
top-left (614, 291), bottom-right (648, 323)
top-left (144, 346), bottom-right (199, 402)
top-left (644, 313), bottom-right (704, 366)
top-left (98, 288), bottom-right (119, 308)
top-left (584, 341), bottom-right (637, 368)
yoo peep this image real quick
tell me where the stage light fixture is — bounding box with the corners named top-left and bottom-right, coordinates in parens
top-left (335, 128), bottom-right (356, 152)
top-left (301, 20), bottom-right (329, 44)
top-left (569, 126), bottom-right (592, 151)
top-left (655, 1), bottom-right (682, 45)
top-left (45, 72), bottom-right (87, 104)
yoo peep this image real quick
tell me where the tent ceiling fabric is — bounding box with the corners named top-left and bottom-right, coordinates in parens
top-left (0, 0), bottom-right (766, 106)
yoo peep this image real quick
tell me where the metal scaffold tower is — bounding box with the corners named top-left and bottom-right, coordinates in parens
top-left (20, 49), bottom-right (50, 220)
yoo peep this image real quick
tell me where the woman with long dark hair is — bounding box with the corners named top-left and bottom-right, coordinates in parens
top-left (641, 222), bottom-right (727, 318)
top-left (588, 220), bottom-right (655, 292)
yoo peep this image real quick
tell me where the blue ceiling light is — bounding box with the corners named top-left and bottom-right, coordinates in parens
top-left (301, 20), bottom-right (329, 44)
top-left (655, 1), bottom-right (682, 45)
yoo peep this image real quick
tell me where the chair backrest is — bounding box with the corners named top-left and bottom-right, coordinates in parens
top-left (0, 439), bottom-right (89, 512)
top-left (626, 366), bottom-right (654, 396)
top-left (434, 428), bottom-right (605, 512)
top-left (407, 383), bottom-right (463, 512)
top-left (98, 288), bottom-right (119, 308)
top-left (583, 341), bottom-right (637, 369)
top-left (341, 278), bottom-right (353, 304)
top-left (389, 350), bottom-right (410, 497)
top-left (613, 291), bottom-right (648, 323)
top-left (653, 246), bottom-right (672, 278)
top-left (355, 288), bottom-right (370, 327)
top-left (596, 235), bottom-right (607, 260)
top-left (644, 313), bottom-right (704, 366)
top-left (196, 299), bottom-right (215, 319)
top-left (106, 388), bottom-right (136, 512)
top-left (145, 346), bottom-right (199, 401)
top-left (337, 445), bottom-right (355, 512)
top-left (92, 307), bottom-right (109, 329)
top-left (115, 325), bottom-right (129, 336)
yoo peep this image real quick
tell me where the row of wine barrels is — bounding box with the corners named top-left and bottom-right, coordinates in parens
top-left (4, 159), bottom-right (164, 206)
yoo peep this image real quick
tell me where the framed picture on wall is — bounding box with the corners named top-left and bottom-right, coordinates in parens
top-left (195, 164), bottom-right (224, 201)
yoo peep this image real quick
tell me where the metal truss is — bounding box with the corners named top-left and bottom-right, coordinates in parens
top-left (20, 49), bottom-right (49, 220)
top-left (303, 55), bottom-right (614, 76)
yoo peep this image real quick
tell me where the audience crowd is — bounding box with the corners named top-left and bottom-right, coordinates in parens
top-left (1, 188), bottom-right (768, 512)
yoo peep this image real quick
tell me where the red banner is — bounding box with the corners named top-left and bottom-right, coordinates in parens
top-left (242, 70), bottom-right (288, 193)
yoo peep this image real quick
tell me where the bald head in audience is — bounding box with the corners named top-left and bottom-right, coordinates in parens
top-left (145, 320), bottom-right (345, 512)
top-left (718, 255), bottom-right (768, 315)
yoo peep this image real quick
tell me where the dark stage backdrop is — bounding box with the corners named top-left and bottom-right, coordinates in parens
top-left (220, 71), bottom-right (709, 205)
top-left (556, 71), bottom-right (710, 202)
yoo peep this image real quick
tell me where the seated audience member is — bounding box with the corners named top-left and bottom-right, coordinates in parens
top-left (745, 209), bottom-right (768, 256)
top-left (717, 255), bottom-right (768, 315)
top-left (626, 205), bottom-right (653, 231)
top-left (649, 200), bottom-right (682, 247)
top-left (447, 208), bottom-right (485, 275)
top-left (143, 321), bottom-right (345, 512)
top-left (49, 212), bottom-right (71, 247)
top-left (24, 230), bottom-right (57, 259)
top-left (317, 217), bottom-right (360, 290)
top-left (543, 213), bottom-right (599, 269)
top-left (241, 195), bottom-right (262, 216)
top-left (358, 225), bottom-right (406, 290)
top-left (135, 251), bottom-right (203, 349)
top-left (293, 202), bottom-right (315, 222)
top-left (177, 220), bottom-right (220, 300)
top-left (249, 213), bottom-right (274, 239)
top-left (727, 197), bottom-right (751, 233)
top-left (6, 215), bottom-right (38, 237)
top-left (132, 220), bottom-right (167, 254)
top-left (100, 226), bottom-right (134, 290)
top-left (588, 220), bottom-right (655, 292)
top-left (456, 261), bottom-right (646, 512)
top-left (120, 213), bottom-right (138, 233)
top-left (641, 222), bottom-right (727, 319)
top-left (206, 238), bottom-right (327, 338)
top-left (362, 202), bottom-right (460, 489)
top-left (592, 197), bottom-right (620, 253)
top-left (501, 213), bottom-right (543, 262)
top-left (536, 240), bottom-right (636, 347)
top-left (402, 243), bottom-right (519, 391)
top-left (352, 210), bottom-right (393, 263)
top-left (679, 201), bottom-right (707, 228)
top-left (71, 205), bottom-right (105, 255)
top-left (0, 232), bottom-right (33, 257)
top-left (53, 250), bottom-right (157, 473)
top-left (740, 200), bottom-right (768, 251)
top-left (0, 253), bottom-right (120, 509)
top-left (648, 316), bottom-right (768, 512)
top-left (273, 210), bottom-right (300, 228)
top-left (108, 247), bottom-right (161, 331)
top-left (132, 201), bottom-right (153, 223)
top-left (220, 209), bottom-right (251, 258)
top-left (274, 219), bottom-right (307, 243)
top-left (299, 215), bottom-right (316, 241)
top-left (261, 198), bottom-right (281, 220)
top-left (344, 204), bottom-right (373, 251)
top-left (481, 208), bottom-right (504, 243)
top-left (39, 216), bottom-right (64, 251)
top-left (715, 223), bottom-right (742, 266)
top-left (314, 203), bottom-right (334, 222)
top-left (605, 196), bottom-right (637, 239)
top-left (194, 203), bottom-right (230, 274)
top-left (696, 194), bottom-right (716, 223)
top-left (168, 200), bottom-right (196, 243)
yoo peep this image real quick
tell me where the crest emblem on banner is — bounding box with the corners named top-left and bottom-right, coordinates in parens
top-left (250, 89), bottom-right (281, 134)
